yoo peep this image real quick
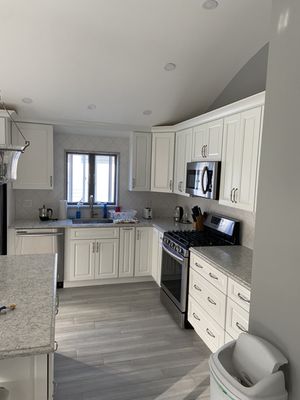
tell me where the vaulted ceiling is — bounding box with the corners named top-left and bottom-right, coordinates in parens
top-left (0, 0), bottom-right (272, 132)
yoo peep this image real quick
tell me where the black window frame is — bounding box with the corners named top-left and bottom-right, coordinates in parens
top-left (66, 151), bottom-right (119, 205)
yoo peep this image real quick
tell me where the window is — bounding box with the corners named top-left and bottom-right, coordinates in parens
top-left (66, 152), bottom-right (118, 204)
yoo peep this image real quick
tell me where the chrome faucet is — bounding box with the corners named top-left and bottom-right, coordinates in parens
top-left (89, 195), bottom-right (97, 218)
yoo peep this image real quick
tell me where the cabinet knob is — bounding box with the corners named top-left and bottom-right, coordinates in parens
top-left (132, 178), bottom-right (136, 189)
top-left (50, 176), bottom-right (53, 187)
top-left (169, 180), bottom-right (173, 191)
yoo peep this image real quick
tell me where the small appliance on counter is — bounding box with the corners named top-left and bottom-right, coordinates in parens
top-left (173, 206), bottom-right (183, 222)
top-left (39, 205), bottom-right (53, 221)
top-left (143, 207), bottom-right (152, 220)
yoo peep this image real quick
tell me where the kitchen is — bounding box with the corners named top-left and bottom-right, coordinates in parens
top-left (0, 1), bottom-right (299, 400)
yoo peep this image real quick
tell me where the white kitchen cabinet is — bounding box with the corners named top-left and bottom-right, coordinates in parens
top-left (129, 131), bottom-right (151, 191)
top-left (151, 228), bottom-right (163, 285)
top-left (173, 128), bottom-right (192, 195)
top-left (12, 123), bottom-right (54, 190)
top-left (94, 239), bottom-right (119, 279)
top-left (151, 131), bottom-right (175, 193)
top-left (219, 107), bottom-right (262, 211)
top-left (135, 227), bottom-right (152, 276)
top-left (69, 239), bottom-right (95, 281)
top-left (192, 119), bottom-right (223, 161)
top-left (119, 227), bottom-right (135, 277)
top-left (0, 353), bottom-right (52, 400)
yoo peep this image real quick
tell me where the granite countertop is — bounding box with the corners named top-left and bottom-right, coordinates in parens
top-left (10, 218), bottom-right (193, 233)
top-left (190, 246), bottom-right (253, 289)
top-left (0, 254), bottom-right (57, 359)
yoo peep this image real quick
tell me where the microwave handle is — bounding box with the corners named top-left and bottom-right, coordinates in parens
top-left (201, 166), bottom-right (209, 194)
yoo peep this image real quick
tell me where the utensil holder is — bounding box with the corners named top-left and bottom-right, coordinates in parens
top-left (193, 215), bottom-right (204, 231)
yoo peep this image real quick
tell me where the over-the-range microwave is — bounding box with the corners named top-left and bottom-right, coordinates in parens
top-left (186, 161), bottom-right (221, 199)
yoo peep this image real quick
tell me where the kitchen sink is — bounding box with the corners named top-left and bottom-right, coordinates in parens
top-left (72, 218), bottom-right (114, 224)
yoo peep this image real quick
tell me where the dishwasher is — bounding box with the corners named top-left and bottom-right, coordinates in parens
top-left (15, 228), bottom-right (64, 287)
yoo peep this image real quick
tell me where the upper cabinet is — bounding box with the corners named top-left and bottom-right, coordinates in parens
top-left (192, 119), bottom-right (223, 161)
top-left (173, 128), bottom-right (192, 195)
top-left (12, 123), bottom-right (54, 190)
top-left (219, 107), bottom-right (263, 212)
top-left (151, 130), bottom-right (175, 193)
top-left (129, 131), bottom-right (151, 191)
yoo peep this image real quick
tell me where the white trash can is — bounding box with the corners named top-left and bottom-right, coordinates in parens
top-left (209, 333), bottom-right (288, 400)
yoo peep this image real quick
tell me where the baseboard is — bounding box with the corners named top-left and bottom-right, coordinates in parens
top-left (64, 276), bottom-right (154, 288)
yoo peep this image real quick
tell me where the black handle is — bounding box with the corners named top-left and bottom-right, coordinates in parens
top-left (201, 167), bottom-right (210, 194)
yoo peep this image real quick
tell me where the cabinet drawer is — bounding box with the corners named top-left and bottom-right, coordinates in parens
top-left (226, 298), bottom-right (249, 340)
top-left (190, 252), bottom-right (228, 294)
top-left (70, 228), bottom-right (119, 240)
top-left (188, 296), bottom-right (224, 353)
top-left (228, 278), bottom-right (251, 312)
top-left (189, 267), bottom-right (226, 327)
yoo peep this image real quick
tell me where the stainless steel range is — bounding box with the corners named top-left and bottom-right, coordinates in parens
top-left (160, 214), bottom-right (240, 328)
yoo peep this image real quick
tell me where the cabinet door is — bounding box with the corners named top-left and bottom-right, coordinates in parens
top-left (206, 119), bottom-right (223, 160)
top-left (151, 131), bottom-right (175, 192)
top-left (192, 124), bottom-right (208, 161)
top-left (173, 128), bottom-right (192, 195)
top-left (235, 107), bottom-right (262, 211)
top-left (151, 228), bottom-right (159, 283)
top-left (129, 132), bottom-right (151, 191)
top-left (119, 227), bottom-right (135, 277)
top-left (69, 239), bottom-right (95, 281)
top-left (219, 114), bottom-right (241, 207)
top-left (95, 239), bottom-right (119, 279)
top-left (135, 227), bottom-right (152, 276)
top-left (12, 123), bottom-right (53, 189)
top-left (14, 230), bottom-right (58, 255)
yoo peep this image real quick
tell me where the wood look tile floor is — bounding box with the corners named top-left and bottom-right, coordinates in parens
top-left (54, 282), bottom-right (211, 400)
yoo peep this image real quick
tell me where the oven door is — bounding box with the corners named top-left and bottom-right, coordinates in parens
top-left (161, 243), bottom-right (189, 313)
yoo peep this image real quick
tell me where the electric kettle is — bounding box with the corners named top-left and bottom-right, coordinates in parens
top-left (39, 205), bottom-right (53, 221)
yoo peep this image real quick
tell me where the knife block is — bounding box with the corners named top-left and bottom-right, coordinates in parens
top-left (193, 215), bottom-right (204, 231)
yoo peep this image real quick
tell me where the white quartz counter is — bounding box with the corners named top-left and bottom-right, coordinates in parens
top-left (10, 218), bottom-right (193, 233)
top-left (0, 254), bottom-right (57, 359)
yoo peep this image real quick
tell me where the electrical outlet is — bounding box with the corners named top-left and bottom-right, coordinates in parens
top-left (23, 200), bottom-right (32, 208)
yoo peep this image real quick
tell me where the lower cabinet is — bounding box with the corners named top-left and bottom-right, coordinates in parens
top-left (188, 251), bottom-right (251, 352)
top-left (135, 227), bottom-right (153, 276)
top-left (151, 228), bottom-right (163, 286)
top-left (0, 353), bottom-right (53, 400)
top-left (119, 227), bottom-right (135, 277)
top-left (94, 239), bottom-right (119, 279)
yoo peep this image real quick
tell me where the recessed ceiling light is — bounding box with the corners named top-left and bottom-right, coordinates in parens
top-left (164, 63), bottom-right (176, 72)
top-left (203, 0), bottom-right (219, 10)
top-left (22, 97), bottom-right (33, 104)
top-left (87, 104), bottom-right (96, 110)
top-left (143, 110), bottom-right (152, 116)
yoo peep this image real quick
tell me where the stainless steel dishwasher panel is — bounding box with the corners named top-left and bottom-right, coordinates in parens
top-left (15, 228), bottom-right (64, 287)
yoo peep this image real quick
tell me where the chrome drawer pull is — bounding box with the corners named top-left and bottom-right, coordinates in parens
top-left (207, 296), bottom-right (217, 305)
top-left (195, 262), bottom-right (203, 268)
top-left (193, 284), bottom-right (202, 292)
top-left (206, 328), bottom-right (215, 338)
top-left (54, 341), bottom-right (59, 352)
top-left (238, 292), bottom-right (250, 303)
top-left (236, 322), bottom-right (247, 332)
top-left (209, 272), bottom-right (218, 280)
top-left (193, 312), bottom-right (200, 321)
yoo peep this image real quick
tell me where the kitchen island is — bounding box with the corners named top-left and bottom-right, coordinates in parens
top-left (0, 254), bottom-right (57, 399)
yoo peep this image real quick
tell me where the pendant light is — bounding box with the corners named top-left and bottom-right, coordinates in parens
top-left (0, 99), bottom-right (30, 184)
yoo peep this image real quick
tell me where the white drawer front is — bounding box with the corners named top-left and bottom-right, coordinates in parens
top-left (188, 296), bottom-right (224, 353)
top-left (190, 267), bottom-right (226, 327)
top-left (70, 228), bottom-right (119, 239)
top-left (226, 298), bottom-right (249, 339)
top-left (228, 278), bottom-right (251, 312)
top-left (190, 252), bottom-right (228, 294)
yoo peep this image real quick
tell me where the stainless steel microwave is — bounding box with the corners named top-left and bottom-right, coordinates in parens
top-left (186, 161), bottom-right (221, 199)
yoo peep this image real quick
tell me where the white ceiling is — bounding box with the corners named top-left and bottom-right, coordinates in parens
top-left (0, 0), bottom-right (272, 133)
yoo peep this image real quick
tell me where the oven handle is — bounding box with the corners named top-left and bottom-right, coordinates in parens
top-left (162, 243), bottom-right (185, 263)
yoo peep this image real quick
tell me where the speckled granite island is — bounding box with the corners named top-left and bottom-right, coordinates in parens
top-left (190, 245), bottom-right (252, 289)
top-left (0, 254), bottom-right (57, 400)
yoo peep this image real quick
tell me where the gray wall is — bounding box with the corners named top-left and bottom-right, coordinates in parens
top-left (249, 0), bottom-right (300, 397)
top-left (208, 43), bottom-right (269, 111)
top-left (14, 131), bottom-right (179, 220)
